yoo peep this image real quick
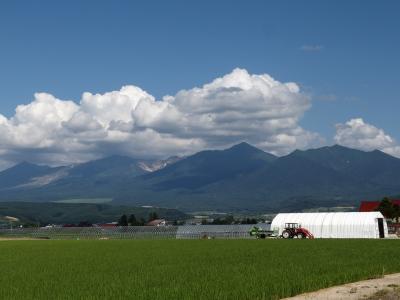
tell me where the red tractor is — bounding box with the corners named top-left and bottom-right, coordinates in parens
top-left (281, 223), bottom-right (314, 239)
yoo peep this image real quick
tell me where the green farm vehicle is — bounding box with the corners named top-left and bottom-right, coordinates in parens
top-left (248, 226), bottom-right (275, 239)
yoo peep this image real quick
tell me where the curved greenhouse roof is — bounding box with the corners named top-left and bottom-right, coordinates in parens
top-left (271, 212), bottom-right (387, 239)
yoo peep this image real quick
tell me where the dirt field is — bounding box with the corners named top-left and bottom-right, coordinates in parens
top-left (284, 273), bottom-right (400, 300)
top-left (0, 237), bottom-right (40, 241)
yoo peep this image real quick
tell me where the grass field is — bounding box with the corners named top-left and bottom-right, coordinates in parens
top-left (53, 198), bottom-right (113, 204)
top-left (0, 239), bottom-right (399, 299)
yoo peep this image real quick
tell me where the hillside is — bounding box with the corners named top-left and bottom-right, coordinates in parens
top-left (0, 162), bottom-right (62, 189)
top-left (0, 202), bottom-right (187, 225)
top-left (115, 144), bottom-right (400, 211)
top-left (143, 142), bottom-right (277, 190)
top-left (0, 143), bottom-right (400, 212)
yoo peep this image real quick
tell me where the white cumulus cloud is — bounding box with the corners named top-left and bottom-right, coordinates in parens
top-left (0, 68), bottom-right (322, 168)
top-left (334, 118), bottom-right (400, 157)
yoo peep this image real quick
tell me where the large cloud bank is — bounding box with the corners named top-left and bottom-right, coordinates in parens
top-left (0, 68), bottom-right (322, 168)
top-left (334, 118), bottom-right (400, 157)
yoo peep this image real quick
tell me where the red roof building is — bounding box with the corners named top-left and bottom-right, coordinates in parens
top-left (359, 200), bottom-right (400, 212)
top-left (98, 222), bottom-right (118, 228)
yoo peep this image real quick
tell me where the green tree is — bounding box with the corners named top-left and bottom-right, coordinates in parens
top-left (212, 215), bottom-right (235, 225)
top-left (212, 218), bottom-right (222, 225)
top-left (394, 204), bottom-right (400, 223)
top-left (118, 214), bottom-right (128, 226)
top-left (224, 215), bottom-right (235, 224)
top-left (173, 220), bottom-right (184, 226)
top-left (128, 214), bottom-right (137, 226)
top-left (241, 218), bottom-right (258, 224)
top-left (148, 212), bottom-right (159, 222)
top-left (376, 197), bottom-right (396, 219)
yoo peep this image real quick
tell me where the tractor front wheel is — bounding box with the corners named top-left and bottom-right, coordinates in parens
top-left (297, 233), bottom-right (304, 239)
top-left (282, 230), bottom-right (291, 239)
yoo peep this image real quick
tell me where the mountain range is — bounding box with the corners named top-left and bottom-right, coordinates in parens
top-left (0, 143), bottom-right (399, 212)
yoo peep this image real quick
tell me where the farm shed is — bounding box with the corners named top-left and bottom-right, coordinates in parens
top-left (271, 212), bottom-right (387, 239)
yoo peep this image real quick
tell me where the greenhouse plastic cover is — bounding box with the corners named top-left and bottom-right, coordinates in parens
top-left (270, 212), bottom-right (387, 239)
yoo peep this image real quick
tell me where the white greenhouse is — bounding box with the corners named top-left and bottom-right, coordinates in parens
top-left (271, 212), bottom-right (388, 239)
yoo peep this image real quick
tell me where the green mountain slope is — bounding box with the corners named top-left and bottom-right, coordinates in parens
top-left (0, 202), bottom-right (187, 224)
top-left (1, 143), bottom-right (400, 212)
top-left (0, 162), bottom-right (61, 189)
top-left (143, 142), bottom-right (277, 190)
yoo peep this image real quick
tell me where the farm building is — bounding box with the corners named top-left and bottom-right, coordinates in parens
top-left (271, 212), bottom-right (387, 239)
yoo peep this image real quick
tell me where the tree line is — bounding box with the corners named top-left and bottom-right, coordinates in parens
top-left (118, 212), bottom-right (159, 226)
top-left (202, 216), bottom-right (259, 225)
top-left (376, 197), bottom-right (400, 222)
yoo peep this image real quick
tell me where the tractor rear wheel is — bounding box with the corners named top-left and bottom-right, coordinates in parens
top-left (282, 230), bottom-right (291, 239)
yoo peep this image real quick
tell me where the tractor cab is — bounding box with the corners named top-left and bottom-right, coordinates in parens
top-left (284, 223), bottom-right (301, 229)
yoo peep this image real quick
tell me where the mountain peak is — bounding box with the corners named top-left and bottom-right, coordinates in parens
top-left (230, 141), bottom-right (253, 148)
top-left (330, 144), bottom-right (357, 151)
top-left (226, 142), bottom-right (277, 161)
top-left (331, 144), bottom-right (346, 148)
top-left (326, 145), bottom-right (396, 157)
top-left (15, 161), bottom-right (36, 167)
top-left (228, 142), bottom-right (263, 153)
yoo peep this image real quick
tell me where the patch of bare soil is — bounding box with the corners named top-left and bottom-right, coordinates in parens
top-left (366, 286), bottom-right (400, 300)
top-left (0, 237), bottom-right (41, 241)
top-left (282, 273), bottom-right (400, 300)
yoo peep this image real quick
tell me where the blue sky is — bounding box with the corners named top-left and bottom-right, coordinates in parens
top-left (0, 0), bottom-right (399, 166)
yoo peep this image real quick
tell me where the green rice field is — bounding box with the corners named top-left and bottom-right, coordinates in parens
top-left (0, 239), bottom-right (399, 299)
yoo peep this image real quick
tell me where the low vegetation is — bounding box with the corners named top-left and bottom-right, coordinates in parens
top-left (0, 239), bottom-right (399, 299)
top-left (0, 202), bottom-right (187, 225)
top-left (376, 197), bottom-right (400, 222)
top-left (53, 198), bottom-right (113, 204)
